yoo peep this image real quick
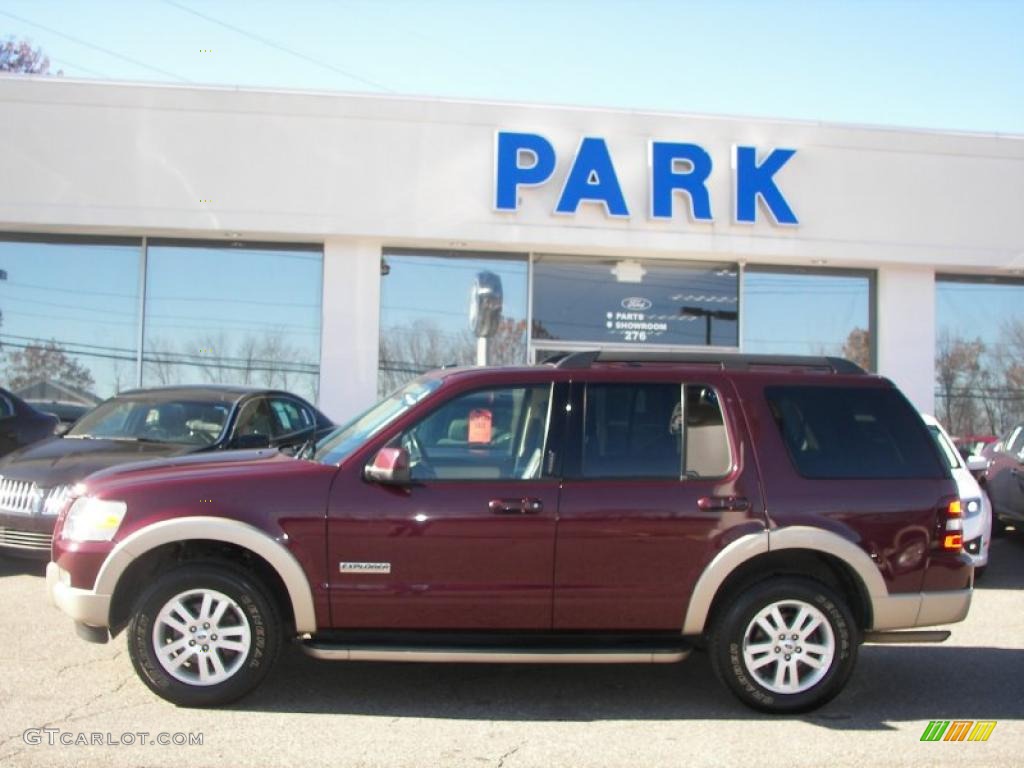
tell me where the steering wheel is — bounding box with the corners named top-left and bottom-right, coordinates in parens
top-left (139, 424), bottom-right (171, 441)
top-left (187, 426), bottom-right (217, 446)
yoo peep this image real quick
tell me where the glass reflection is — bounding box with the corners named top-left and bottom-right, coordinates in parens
top-left (142, 243), bottom-right (322, 403)
top-left (0, 237), bottom-right (140, 403)
top-left (532, 257), bottom-right (738, 348)
top-left (935, 276), bottom-right (1024, 436)
top-left (743, 268), bottom-right (873, 370)
top-left (378, 250), bottom-right (528, 396)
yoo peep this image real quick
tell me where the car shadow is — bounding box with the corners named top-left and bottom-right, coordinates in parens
top-left (0, 557), bottom-right (47, 578)
top-left (238, 643), bottom-right (1023, 729)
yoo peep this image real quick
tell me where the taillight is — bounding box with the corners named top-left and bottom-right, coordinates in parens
top-left (938, 497), bottom-right (963, 552)
top-left (943, 533), bottom-right (964, 550)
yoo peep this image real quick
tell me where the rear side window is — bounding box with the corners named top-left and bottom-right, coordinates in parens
top-left (579, 383), bottom-right (731, 480)
top-left (765, 386), bottom-right (946, 479)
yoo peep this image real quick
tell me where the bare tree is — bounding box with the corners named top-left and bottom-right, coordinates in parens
top-left (379, 320), bottom-right (474, 395)
top-left (487, 318), bottom-right (529, 367)
top-left (840, 327), bottom-right (871, 371)
top-left (5, 340), bottom-right (94, 392)
top-left (935, 331), bottom-right (985, 435)
top-left (143, 337), bottom-right (180, 387)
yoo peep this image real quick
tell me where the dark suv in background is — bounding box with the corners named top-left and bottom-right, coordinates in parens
top-left (47, 353), bottom-right (972, 713)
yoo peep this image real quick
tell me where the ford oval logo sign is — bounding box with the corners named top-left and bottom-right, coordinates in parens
top-left (621, 297), bottom-right (652, 311)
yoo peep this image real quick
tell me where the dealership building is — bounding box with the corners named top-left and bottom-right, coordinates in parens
top-left (1, 76), bottom-right (1022, 431)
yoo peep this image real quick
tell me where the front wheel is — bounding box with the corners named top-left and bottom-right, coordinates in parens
top-left (709, 577), bottom-right (858, 714)
top-left (127, 562), bottom-right (282, 707)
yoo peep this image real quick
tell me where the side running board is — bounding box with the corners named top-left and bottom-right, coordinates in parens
top-left (300, 643), bottom-right (689, 664)
top-left (862, 630), bottom-right (951, 644)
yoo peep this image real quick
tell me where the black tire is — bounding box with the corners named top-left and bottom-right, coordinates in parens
top-left (127, 561), bottom-right (282, 707)
top-left (709, 577), bottom-right (858, 714)
top-left (974, 565), bottom-right (987, 580)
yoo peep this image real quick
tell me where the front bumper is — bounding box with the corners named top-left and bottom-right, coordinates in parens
top-left (46, 561), bottom-right (112, 628)
top-left (0, 512), bottom-right (54, 558)
top-left (871, 588), bottom-right (972, 631)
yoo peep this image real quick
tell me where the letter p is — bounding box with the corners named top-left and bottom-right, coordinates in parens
top-left (494, 132), bottom-right (556, 211)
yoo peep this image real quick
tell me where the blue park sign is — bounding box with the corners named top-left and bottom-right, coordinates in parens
top-left (493, 131), bottom-right (798, 225)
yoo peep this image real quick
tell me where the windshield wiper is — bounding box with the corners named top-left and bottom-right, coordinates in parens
top-left (100, 436), bottom-right (172, 444)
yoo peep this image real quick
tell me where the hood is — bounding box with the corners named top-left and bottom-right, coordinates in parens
top-left (0, 437), bottom-right (199, 488)
top-left (81, 447), bottom-right (312, 498)
top-left (86, 446), bottom-right (278, 484)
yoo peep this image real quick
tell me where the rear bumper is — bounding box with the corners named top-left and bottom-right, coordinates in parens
top-left (46, 561), bottom-right (111, 628)
top-left (871, 588), bottom-right (972, 631)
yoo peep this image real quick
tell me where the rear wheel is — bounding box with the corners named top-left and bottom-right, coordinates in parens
top-left (127, 562), bottom-right (282, 707)
top-left (709, 578), bottom-right (858, 713)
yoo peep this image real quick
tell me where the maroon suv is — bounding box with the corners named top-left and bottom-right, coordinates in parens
top-left (46, 352), bottom-right (973, 713)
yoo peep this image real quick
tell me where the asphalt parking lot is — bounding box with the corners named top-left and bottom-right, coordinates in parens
top-left (0, 538), bottom-right (1021, 768)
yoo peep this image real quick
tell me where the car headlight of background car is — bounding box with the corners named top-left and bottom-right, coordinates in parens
top-left (963, 498), bottom-right (983, 518)
top-left (61, 497), bottom-right (128, 542)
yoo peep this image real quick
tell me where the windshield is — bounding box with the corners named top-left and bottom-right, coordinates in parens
top-left (928, 425), bottom-right (962, 470)
top-left (314, 377), bottom-right (442, 465)
top-left (67, 398), bottom-right (232, 446)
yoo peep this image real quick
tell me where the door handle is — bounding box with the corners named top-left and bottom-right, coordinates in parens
top-left (489, 498), bottom-right (544, 515)
top-left (698, 496), bottom-right (750, 512)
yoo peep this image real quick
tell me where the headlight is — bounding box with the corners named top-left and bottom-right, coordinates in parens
top-left (964, 498), bottom-right (982, 518)
top-left (61, 497), bottom-right (128, 542)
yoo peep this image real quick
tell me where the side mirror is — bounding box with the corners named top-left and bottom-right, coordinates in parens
top-left (364, 447), bottom-right (411, 486)
top-left (232, 433), bottom-right (270, 450)
top-left (966, 455), bottom-right (990, 473)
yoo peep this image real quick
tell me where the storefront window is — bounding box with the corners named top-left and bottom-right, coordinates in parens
top-left (742, 267), bottom-right (874, 371)
top-left (378, 249), bottom-right (528, 396)
top-left (141, 241), bottom-right (322, 403)
top-left (0, 236), bottom-right (141, 403)
top-left (531, 256), bottom-right (738, 351)
top-left (935, 275), bottom-right (1024, 437)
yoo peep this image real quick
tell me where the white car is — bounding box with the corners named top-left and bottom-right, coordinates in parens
top-left (923, 414), bottom-right (992, 574)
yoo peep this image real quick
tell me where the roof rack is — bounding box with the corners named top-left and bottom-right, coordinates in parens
top-left (549, 350), bottom-right (866, 375)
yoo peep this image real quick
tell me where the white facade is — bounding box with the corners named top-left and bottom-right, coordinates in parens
top-left (2, 76), bottom-right (1023, 421)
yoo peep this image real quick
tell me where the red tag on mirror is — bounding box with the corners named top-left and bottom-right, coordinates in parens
top-left (468, 409), bottom-right (493, 444)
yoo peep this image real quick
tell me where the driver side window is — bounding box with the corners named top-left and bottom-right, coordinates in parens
top-left (233, 398), bottom-right (276, 440)
top-left (398, 384), bottom-right (552, 481)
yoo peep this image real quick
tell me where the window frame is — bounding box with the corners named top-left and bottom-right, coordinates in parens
top-left (765, 384), bottom-right (948, 481)
top-left (390, 381), bottom-right (562, 483)
top-left (0, 234), bottom-right (323, 400)
top-left (268, 395), bottom-right (316, 439)
top-left (563, 380), bottom-right (733, 482)
top-left (741, 264), bottom-right (877, 371)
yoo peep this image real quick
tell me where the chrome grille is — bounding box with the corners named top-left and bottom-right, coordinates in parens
top-left (0, 527), bottom-right (52, 551)
top-left (0, 477), bottom-right (39, 515)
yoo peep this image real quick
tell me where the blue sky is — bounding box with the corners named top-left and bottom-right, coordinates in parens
top-left (1, 0), bottom-right (1022, 133)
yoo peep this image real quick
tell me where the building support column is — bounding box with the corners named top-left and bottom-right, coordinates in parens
top-left (876, 265), bottom-right (935, 414)
top-left (318, 238), bottom-right (381, 423)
